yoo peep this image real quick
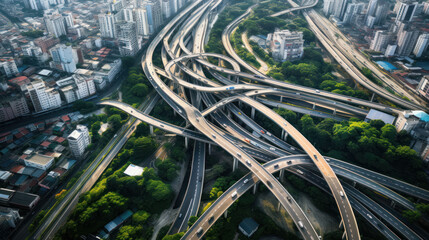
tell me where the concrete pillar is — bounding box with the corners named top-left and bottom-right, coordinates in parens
top-left (353, 181), bottom-right (356, 187)
top-left (279, 169), bottom-right (284, 181)
top-left (150, 125), bottom-right (154, 135)
top-left (185, 137), bottom-right (189, 149)
top-left (370, 93), bottom-right (376, 102)
top-left (342, 231), bottom-right (346, 240)
top-left (251, 107), bottom-right (255, 119)
top-left (279, 96), bottom-right (283, 102)
top-left (277, 201), bottom-right (282, 211)
top-left (227, 110), bottom-right (231, 118)
top-left (281, 130), bottom-right (285, 139)
top-left (236, 77), bottom-right (239, 84)
top-left (224, 209), bottom-right (228, 218)
top-left (333, 108), bottom-right (337, 115)
top-left (339, 220), bottom-right (343, 229)
top-left (208, 144), bottom-right (212, 155)
top-left (253, 182), bottom-right (258, 194)
top-left (233, 157), bottom-right (238, 172)
top-left (312, 103), bottom-right (316, 110)
top-left (238, 101), bottom-right (242, 108)
top-left (391, 200), bottom-right (396, 208)
top-left (283, 131), bottom-right (288, 141)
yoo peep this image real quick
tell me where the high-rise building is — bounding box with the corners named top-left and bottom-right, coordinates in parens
top-left (99, 13), bottom-right (117, 38)
top-left (122, 8), bottom-right (134, 22)
top-left (268, 29), bottom-right (304, 62)
top-left (34, 36), bottom-right (59, 53)
top-left (0, 95), bottom-right (30, 123)
top-left (396, 26), bottom-right (419, 56)
top-left (135, 8), bottom-right (150, 37)
top-left (162, 0), bottom-right (171, 19)
top-left (323, 0), bottom-right (335, 16)
top-left (413, 33), bottom-right (429, 57)
top-left (27, 79), bottom-right (61, 112)
top-left (116, 21), bottom-right (139, 56)
top-left (370, 31), bottom-right (391, 52)
top-left (144, 0), bottom-right (162, 34)
top-left (68, 125), bottom-right (90, 158)
top-left (62, 11), bottom-right (74, 27)
top-left (395, 0), bottom-right (418, 24)
top-left (50, 44), bottom-right (76, 73)
top-left (44, 10), bottom-right (67, 38)
top-left (0, 58), bottom-right (18, 77)
top-left (342, 3), bottom-right (364, 24)
top-left (334, 0), bottom-right (349, 20)
top-left (417, 75), bottom-right (429, 101)
top-left (366, 0), bottom-right (389, 27)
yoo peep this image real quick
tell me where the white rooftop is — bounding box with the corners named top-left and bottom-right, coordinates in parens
top-left (124, 164), bottom-right (144, 176)
top-left (365, 109), bottom-right (396, 124)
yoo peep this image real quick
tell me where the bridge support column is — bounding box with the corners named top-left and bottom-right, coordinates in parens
top-left (150, 125), bottom-right (154, 135)
top-left (391, 200), bottom-right (396, 208)
top-left (333, 108), bottom-right (336, 115)
top-left (196, 92), bottom-right (202, 108)
top-left (370, 93), bottom-right (376, 102)
top-left (251, 107), bottom-right (255, 119)
top-left (208, 144), bottom-right (212, 155)
top-left (233, 157), bottom-right (239, 172)
top-left (238, 101), bottom-right (242, 108)
top-left (280, 96), bottom-right (283, 102)
top-left (342, 231), bottom-right (346, 240)
top-left (353, 181), bottom-right (356, 187)
top-left (282, 130), bottom-right (288, 141)
top-left (185, 137), bottom-right (189, 149)
top-left (277, 201), bottom-right (282, 212)
top-left (312, 103), bottom-right (316, 110)
top-left (279, 169), bottom-right (284, 181)
top-left (253, 182), bottom-right (258, 194)
top-left (224, 209), bottom-right (228, 218)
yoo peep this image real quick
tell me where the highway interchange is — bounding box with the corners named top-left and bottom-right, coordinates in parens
top-left (95, 0), bottom-right (429, 240)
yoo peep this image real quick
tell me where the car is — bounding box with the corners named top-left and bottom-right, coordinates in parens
top-left (255, 90), bottom-right (258, 93)
top-left (114, 134), bottom-right (117, 138)
top-left (270, 147), bottom-right (276, 151)
top-left (296, 92), bottom-right (301, 95)
top-left (339, 191), bottom-right (344, 197)
top-left (160, 125), bottom-right (164, 127)
top-left (366, 214), bottom-right (373, 219)
top-left (290, 147), bottom-right (295, 151)
top-left (179, 213), bottom-right (182, 218)
top-left (244, 138), bottom-right (250, 143)
top-left (283, 122), bottom-right (287, 126)
top-left (266, 181), bottom-right (273, 188)
top-left (197, 227), bottom-right (203, 235)
top-left (313, 154), bottom-right (318, 160)
top-left (244, 179), bottom-right (249, 184)
top-left (298, 221), bottom-right (304, 228)
top-left (131, 110), bottom-right (133, 113)
top-left (296, 169), bottom-right (304, 175)
top-left (237, 153), bottom-right (242, 158)
top-left (287, 196), bottom-right (291, 202)
top-left (287, 160), bottom-right (292, 164)
top-left (131, 126), bottom-right (135, 130)
top-left (212, 134), bottom-right (216, 139)
top-left (326, 158), bottom-right (330, 162)
top-left (274, 164), bottom-right (279, 169)
top-left (266, 132), bottom-right (272, 136)
top-left (196, 117), bottom-right (199, 122)
top-left (315, 90), bottom-right (320, 93)
top-left (246, 160), bottom-right (251, 166)
top-left (209, 215), bottom-right (215, 223)
top-left (231, 191), bottom-right (238, 198)
top-left (260, 130), bottom-right (265, 134)
top-left (347, 98), bottom-right (352, 101)
top-left (238, 112), bottom-right (242, 115)
top-left (223, 123), bottom-right (227, 127)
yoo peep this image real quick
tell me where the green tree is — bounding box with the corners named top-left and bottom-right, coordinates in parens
top-left (188, 216), bottom-right (198, 227)
top-left (162, 233), bottom-right (184, 240)
top-left (131, 83), bottom-right (148, 97)
top-left (108, 114), bottom-right (122, 129)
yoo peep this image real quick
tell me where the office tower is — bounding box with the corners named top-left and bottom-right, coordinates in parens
top-left (0, 58), bottom-right (19, 77)
top-left (44, 10), bottom-right (67, 38)
top-left (28, 0), bottom-right (39, 10)
top-left (370, 31), bottom-right (391, 52)
top-left (396, 27), bottom-right (420, 56)
top-left (99, 13), bottom-right (117, 38)
top-left (268, 29), bottom-right (304, 62)
top-left (413, 33), bottom-right (429, 57)
top-left (68, 125), bottom-right (90, 158)
top-left (334, 0), bottom-right (349, 19)
top-left (122, 8), bottom-right (134, 22)
top-left (395, 0), bottom-right (418, 24)
top-left (27, 80), bottom-right (61, 112)
top-left (50, 44), bottom-right (77, 73)
top-left (135, 8), bottom-right (150, 37)
top-left (366, 0), bottom-right (389, 27)
top-left (342, 3), bottom-right (364, 23)
top-left (323, 0), bottom-right (335, 16)
top-left (144, 0), bottom-right (162, 34)
top-left (116, 21), bottom-right (139, 56)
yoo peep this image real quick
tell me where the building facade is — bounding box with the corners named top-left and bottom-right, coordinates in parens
top-left (68, 125), bottom-right (90, 158)
top-left (268, 29), bottom-right (304, 62)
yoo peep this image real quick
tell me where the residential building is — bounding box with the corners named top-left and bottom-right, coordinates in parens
top-left (333, 0), bottom-right (349, 20)
top-left (99, 12), bottom-right (117, 38)
top-left (0, 95), bottom-right (30, 122)
top-left (34, 36), bottom-right (59, 53)
top-left (116, 21), bottom-right (139, 56)
top-left (238, 218), bottom-right (259, 237)
top-left (135, 8), bottom-right (150, 37)
top-left (396, 26), bottom-right (419, 56)
top-left (23, 154), bottom-right (54, 170)
top-left (0, 188), bottom-right (40, 210)
top-left (96, 59), bottom-right (122, 83)
top-left (395, 110), bottom-right (429, 132)
top-left (323, 0), bottom-right (335, 16)
top-left (370, 30), bottom-right (391, 52)
top-left (68, 125), bottom-right (90, 158)
top-left (144, 0), bottom-right (162, 34)
top-left (385, 44), bottom-right (397, 57)
top-left (417, 75), bottom-right (429, 101)
top-left (413, 33), bottom-right (429, 57)
top-left (0, 207), bottom-right (21, 229)
top-left (395, 0), bottom-right (418, 24)
top-left (50, 44), bottom-right (76, 73)
top-left (57, 74), bottom-right (96, 103)
top-left (44, 10), bottom-right (67, 38)
top-left (0, 58), bottom-right (18, 77)
top-left (27, 80), bottom-right (61, 112)
top-left (342, 3), bottom-right (364, 24)
top-left (366, 0), bottom-right (389, 27)
top-left (268, 29), bottom-right (304, 62)
top-left (162, 0), bottom-right (172, 19)
top-left (62, 11), bottom-right (74, 27)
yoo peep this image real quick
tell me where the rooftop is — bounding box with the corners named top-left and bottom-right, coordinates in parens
top-left (239, 218), bottom-right (259, 236)
top-left (25, 154), bottom-right (54, 166)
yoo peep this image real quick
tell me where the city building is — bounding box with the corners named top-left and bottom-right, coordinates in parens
top-left (0, 58), bottom-right (18, 77)
top-left (396, 26), bottom-right (419, 56)
top-left (385, 44), bottom-right (397, 57)
top-left (99, 13), bottom-right (117, 38)
top-left (0, 188), bottom-right (40, 210)
top-left (57, 74), bottom-right (96, 103)
top-left (342, 3), bottom-right (364, 24)
top-left (395, 0), bottom-right (418, 24)
top-left (413, 33), bottom-right (429, 57)
top-left (135, 8), bottom-right (150, 37)
top-left (333, 0), bottom-right (349, 20)
top-left (144, 0), bottom-right (162, 34)
top-left (238, 218), bottom-right (259, 237)
top-left (364, 109), bottom-right (396, 124)
top-left (23, 153), bottom-right (54, 170)
top-left (323, 0), bottom-right (335, 16)
top-left (162, 0), bottom-right (172, 19)
top-left (34, 36), bottom-right (60, 53)
top-left (50, 44), bottom-right (77, 73)
top-left (116, 21), bottom-right (139, 56)
top-left (0, 95), bottom-right (30, 123)
top-left (417, 75), bottom-right (429, 101)
top-left (366, 0), bottom-right (389, 28)
top-left (27, 79), bottom-right (61, 112)
top-left (96, 59), bottom-right (122, 83)
top-left (370, 31), bottom-right (391, 52)
top-left (0, 207), bottom-right (21, 230)
top-left (68, 124), bottom-right (90, 158)
top-left (44, 10), bottom-right (67, 38)
top-left (395, 110), bottom-right (429, 132)
top-left (268, 29), bottom-right (304, 62)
